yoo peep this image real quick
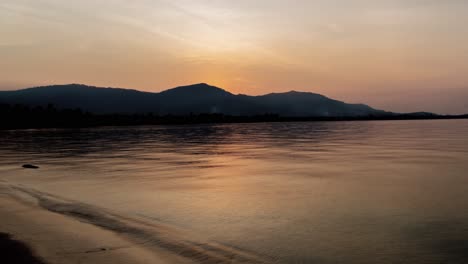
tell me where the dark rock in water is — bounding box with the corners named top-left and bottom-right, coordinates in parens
top-left (22, 164), bottom-right (39, 169)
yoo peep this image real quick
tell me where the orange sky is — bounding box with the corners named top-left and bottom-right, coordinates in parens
top-left (1, 0), bottom-right (467, 114)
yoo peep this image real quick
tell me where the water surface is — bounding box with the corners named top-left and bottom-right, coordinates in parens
top-left (1, 120), bottom-right (468, 263)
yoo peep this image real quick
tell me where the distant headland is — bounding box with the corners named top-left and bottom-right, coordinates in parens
top-left (0, 83), bottom-right (466, 129)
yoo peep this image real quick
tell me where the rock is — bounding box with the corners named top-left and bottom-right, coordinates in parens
top-left (22, 164), bottom-right (39, 169)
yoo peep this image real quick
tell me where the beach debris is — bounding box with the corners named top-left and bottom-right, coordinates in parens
top-left (22, 164), bottom-right (39, 169)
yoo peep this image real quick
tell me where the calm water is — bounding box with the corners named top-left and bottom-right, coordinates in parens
top-left (1, 120), bottom-right (468, 263)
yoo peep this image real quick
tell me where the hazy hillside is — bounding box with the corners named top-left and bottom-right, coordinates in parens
top-left (0, 83), bottom-right (390, 117)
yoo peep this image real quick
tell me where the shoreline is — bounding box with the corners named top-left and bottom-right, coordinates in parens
top-left (0, 182), bottom-right (267, 264)
top-left (0, 185), bottom-right (193, 264)
top-left (1, 112), bottom-right (467, 130)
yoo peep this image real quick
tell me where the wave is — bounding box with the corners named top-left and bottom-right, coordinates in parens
top-left (1, 182), bottom-right (270, 264)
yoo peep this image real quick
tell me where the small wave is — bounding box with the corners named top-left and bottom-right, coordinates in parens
top-left (2, 183), bottom-right (269, 264)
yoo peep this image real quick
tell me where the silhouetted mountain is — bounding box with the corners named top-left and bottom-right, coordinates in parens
top-left (256, 91), bottom-right (380, 117)
top-left (0, 83), bottom-right (391, 117)
top-left (0, 84), bottom-right (158, 114)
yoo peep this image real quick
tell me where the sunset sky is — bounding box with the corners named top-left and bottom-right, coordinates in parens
top-left (1, 0), bottom-right (467, 114)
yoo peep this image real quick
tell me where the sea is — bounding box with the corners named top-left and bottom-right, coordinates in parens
top-left (1, 119), bottom-right (468, 263)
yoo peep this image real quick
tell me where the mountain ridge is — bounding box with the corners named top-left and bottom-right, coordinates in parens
top-left (0, 83), bottom-right (391, 117)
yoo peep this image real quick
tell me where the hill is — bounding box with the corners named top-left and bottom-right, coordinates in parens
top-left (0, 83), bottom-right (389, 117)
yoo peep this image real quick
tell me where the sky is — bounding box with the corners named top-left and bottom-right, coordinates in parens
top-left (1, 0), bottom-right (467, 114)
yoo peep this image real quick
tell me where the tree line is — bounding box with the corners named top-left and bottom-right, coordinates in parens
top-left (1, 103), bottom-right (467, 130)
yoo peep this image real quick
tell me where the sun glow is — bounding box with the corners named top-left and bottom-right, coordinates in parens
top-left (1, 0), bottom-right (468, 113)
